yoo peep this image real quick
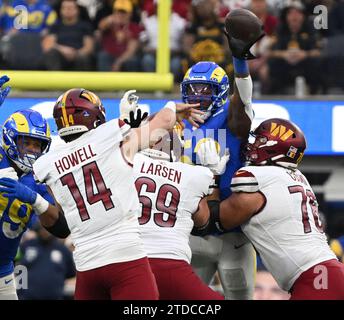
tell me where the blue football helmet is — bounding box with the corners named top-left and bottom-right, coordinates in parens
top-left (2, 109), bottom-right (51, 173)
top-left (181, 61), bottom-right (230, 121)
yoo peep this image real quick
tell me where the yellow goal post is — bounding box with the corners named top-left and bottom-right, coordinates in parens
top-left (2, 0), bottom-right (173, 91)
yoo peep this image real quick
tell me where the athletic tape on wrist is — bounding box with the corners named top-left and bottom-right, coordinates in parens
top-left (32, 194), bottom-right (50, 215)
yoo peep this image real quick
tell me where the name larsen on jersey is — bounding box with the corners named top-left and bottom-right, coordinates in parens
top-left (55, 144), bottom-right (97, 174)
top-left (140, 161), bottom-right (181, 184)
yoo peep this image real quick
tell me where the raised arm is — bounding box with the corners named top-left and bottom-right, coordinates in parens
top-left (224, 13), bottom-right (265, 140)
top-left (227, 58), bottom-right (254, 141)
top-left (121, 100), bottom-right (202, 161)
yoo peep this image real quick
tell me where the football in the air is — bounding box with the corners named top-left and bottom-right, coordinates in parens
top-left (224, 9), bottom-right (264, 43)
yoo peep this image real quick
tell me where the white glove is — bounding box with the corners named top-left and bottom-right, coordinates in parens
top-left (197, 139), bottom-right (230, 175)
top-left (119, 90), bottom-right (139, 121)
top-left (0, 167), bottom-right (18, 180)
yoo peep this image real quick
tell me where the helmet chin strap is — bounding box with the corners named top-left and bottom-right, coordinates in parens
top-left (200, 101), bottom-right (217, 122)
top-left (12, 157), bottom-right (33, 173)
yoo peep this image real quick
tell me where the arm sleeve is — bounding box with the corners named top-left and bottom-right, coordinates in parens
top-left (44, 211), bottom-right (71, 239)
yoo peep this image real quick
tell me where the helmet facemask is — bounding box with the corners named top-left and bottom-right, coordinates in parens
top-left (5, 134), bottom-right (51, 173)
top-left (181, 62), bottom-right (230, 123)
top-left (182, 81), bottom-right (225, 121)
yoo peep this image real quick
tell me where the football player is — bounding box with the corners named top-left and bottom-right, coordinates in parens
top-left (0, 88), bottom-right (202, 300)
top-left (132, 132), bottom-right (226, 300)
top-left (0, 100), bottom-right (52, 299)
top-left (195, 118), bottom-right (344, 299)
top-left (179, 35), bottom-right (260, 299)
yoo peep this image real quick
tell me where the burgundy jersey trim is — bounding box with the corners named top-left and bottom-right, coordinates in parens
top-left (234, 170), bottom-right (256, 178)
top-left (118, 119), bottom-right (126, 128)
top-left (231, 170), bottom-right (259, 193)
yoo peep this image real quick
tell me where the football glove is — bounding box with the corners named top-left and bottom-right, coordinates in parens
top-left (197, 139), bottom-right (230, 175)
top-left (224, 28), bottom-right (265, 60)
top-left (119, 89), bottom-right (139, 121)
top-left (124, 109), bottom-right (148, 128)
top-left (0, 177), bottom-right (37, 204)
top-left (0, 75), bottom-right (11, 107)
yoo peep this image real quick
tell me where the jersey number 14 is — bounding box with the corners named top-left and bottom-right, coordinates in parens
top-left (60, 161), bottom-right (114, 221)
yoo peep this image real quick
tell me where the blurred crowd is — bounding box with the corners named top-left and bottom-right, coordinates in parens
top-left (0, 0), bottom-right (343, 94)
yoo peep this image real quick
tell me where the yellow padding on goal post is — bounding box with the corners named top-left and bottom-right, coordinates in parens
top-left (2, 71), bottom-right (174, 92)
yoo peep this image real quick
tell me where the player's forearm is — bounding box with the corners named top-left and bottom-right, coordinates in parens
top-left (40, 208), bottom-right (71, 239)
top-left (191, 200), bottom-right (227, 237)
top-left (228, 83), bottom-right (252, 140)
top-left (151, 102), bottom-right (177, 132)
top-left (228, 57), bottom-right (253, 139)
top-left (193, 198), bottom-right (210, 228)
top-left (122, 102), bottom-right (176, 158)
top-left (219, 192), bottom-right (263, 230)
top-left (38, 203), bottom-right (60, 227)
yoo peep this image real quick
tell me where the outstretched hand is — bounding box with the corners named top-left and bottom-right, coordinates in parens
top-left (119, 89), bottom-right (139, 121)
top-left (176, 103), bottom-right (204, 128)
top-left (0, 75), bottom-right (11, 107)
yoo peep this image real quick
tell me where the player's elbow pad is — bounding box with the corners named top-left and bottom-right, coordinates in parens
top-left (191, 200), bottom-right (226, 236)
top-left (44, 212), bottom-right (70, 239)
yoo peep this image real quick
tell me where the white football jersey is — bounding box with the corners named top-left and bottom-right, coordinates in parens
top-left (231, 166), bottom-right (336, 291)
top-left (133, 153), bottom-right (214, 263)
top-left (33, 119), bottom-right (146, 271)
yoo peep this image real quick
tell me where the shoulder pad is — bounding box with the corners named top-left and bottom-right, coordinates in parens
top-left (231, 169), bottom-right (259, 193)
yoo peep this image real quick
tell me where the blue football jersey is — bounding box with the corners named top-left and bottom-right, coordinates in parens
top-left (0, 147), bottom-right (53, 277)
top-left (2, 0), bottom-right (57, 33)
top-left (181, 101), bottom-right (244, 200)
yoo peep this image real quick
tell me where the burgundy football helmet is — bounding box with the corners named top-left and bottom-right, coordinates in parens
top-left (246, 118), bottom-right (306, 168)
top-left (53, 88), bottom-right (106, 141)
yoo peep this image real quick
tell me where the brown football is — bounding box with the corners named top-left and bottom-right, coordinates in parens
top-left (224, 9), bottom-right (264, 43)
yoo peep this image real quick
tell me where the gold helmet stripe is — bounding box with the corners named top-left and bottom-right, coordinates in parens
top-left (11, 112), bottom-right (30, 133)
top-left (61, 89), bottom-right (73, 128)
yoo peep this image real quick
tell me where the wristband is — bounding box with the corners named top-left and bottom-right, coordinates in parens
top-left (233, 57), bottom-right (249, 74)
top-left (32, 193), bottom-right (50, 215)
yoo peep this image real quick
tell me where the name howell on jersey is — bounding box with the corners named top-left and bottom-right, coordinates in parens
top-left (55, 145), bottom-right (97, 174)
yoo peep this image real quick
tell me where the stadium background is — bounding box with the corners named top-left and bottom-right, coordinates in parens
top-left (1, 0), bottom-right (344, 299)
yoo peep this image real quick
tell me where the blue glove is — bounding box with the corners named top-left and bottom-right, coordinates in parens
top-left (0, 75), bottom-right (11, 107)
top-left (0, 177), bottom-right (37, 204)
